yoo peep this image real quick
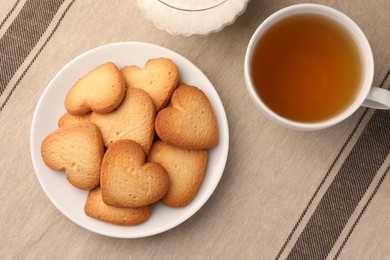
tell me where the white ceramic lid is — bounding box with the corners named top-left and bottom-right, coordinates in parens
top-left (135, 0), bottom-right (250, 36)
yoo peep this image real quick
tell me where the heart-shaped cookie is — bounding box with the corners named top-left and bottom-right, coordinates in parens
top-left (65, 62), bottom-right (126, 115)
top-left (121, 58), bottom-right (179, 111)
top-left (155, 83), bottom-right (218, 149)
top-left (41, 122), bottom-right (104, 190)
top-left (84, 187), bottom-right (153, 226)
top-left (90, 87), bottom-right (155, 154)
top-left (101, 139), bottom-right (169, 208)
top-left (58, 112), bottom-right (91, 128)
top-left (147, 141), bottom-right (208, 207)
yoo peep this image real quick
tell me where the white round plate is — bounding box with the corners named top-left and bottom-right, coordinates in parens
top-left (30, 42), bottom-right (229, 238)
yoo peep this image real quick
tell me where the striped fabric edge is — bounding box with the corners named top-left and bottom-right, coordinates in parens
top-left (0, 0), bottom-right (76, 112)
top-left (0, 0), bottom-right (22, 30)
top-left (333, 162), bottom-right (390, 259)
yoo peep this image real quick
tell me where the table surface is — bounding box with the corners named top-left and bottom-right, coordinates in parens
top-left (1, 0), bottom-right (389, 259)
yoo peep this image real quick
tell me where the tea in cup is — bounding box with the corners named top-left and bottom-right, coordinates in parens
top-left (244, 4), bottom-right (390, 130)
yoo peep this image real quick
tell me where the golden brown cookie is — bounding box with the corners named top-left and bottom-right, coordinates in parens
top-left (41, 122), bottom-right (104, 190)
top-left (84, 187), bottom-right (153, 226)
top-left (121, 58), bottom-right (179, 111)
top-left (65, 62), bottom-right (126, 115)
top-left (58, 112), bottom-right (91, 127)
top-left (147, 141), bottom-right (208, 207)
top-left (155, 83), bottom-right (218, 149)
top-left (90, 87), bottom-right (155, 154)
top-left (101, 139), bottom-right (169, 208)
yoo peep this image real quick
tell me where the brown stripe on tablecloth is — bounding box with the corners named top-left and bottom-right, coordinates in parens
top-left (334, 163), bottom-right (390, 260)
top-left (0, 0), bottom-right (76, 112)
top-left (276, 69), bottom-right (390, 260)
top-left (285, 81), bottom-right (390, 259)
top-left (0, 0), bottom-right (65, 96)
top-left (0, 0), bottom-right (22, 30)
top-left (275, 111), bottom-right (368, 260)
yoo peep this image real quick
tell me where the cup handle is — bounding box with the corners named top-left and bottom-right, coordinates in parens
top-left (362, 87), bottom-right (390, 109)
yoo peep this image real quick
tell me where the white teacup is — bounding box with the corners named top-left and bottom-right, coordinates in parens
top-left (244, 4), bottom-right (390, 131)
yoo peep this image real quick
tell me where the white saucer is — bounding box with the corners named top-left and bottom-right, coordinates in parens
top-left (30, 42), bottom-right (229, 238)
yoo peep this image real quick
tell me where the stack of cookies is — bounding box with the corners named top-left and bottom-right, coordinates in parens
top-left (40, 58), bottom-right (218, 226)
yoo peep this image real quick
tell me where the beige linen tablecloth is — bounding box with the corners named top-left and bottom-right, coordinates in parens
top-left (1, 0), bottom-right (389, 259)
